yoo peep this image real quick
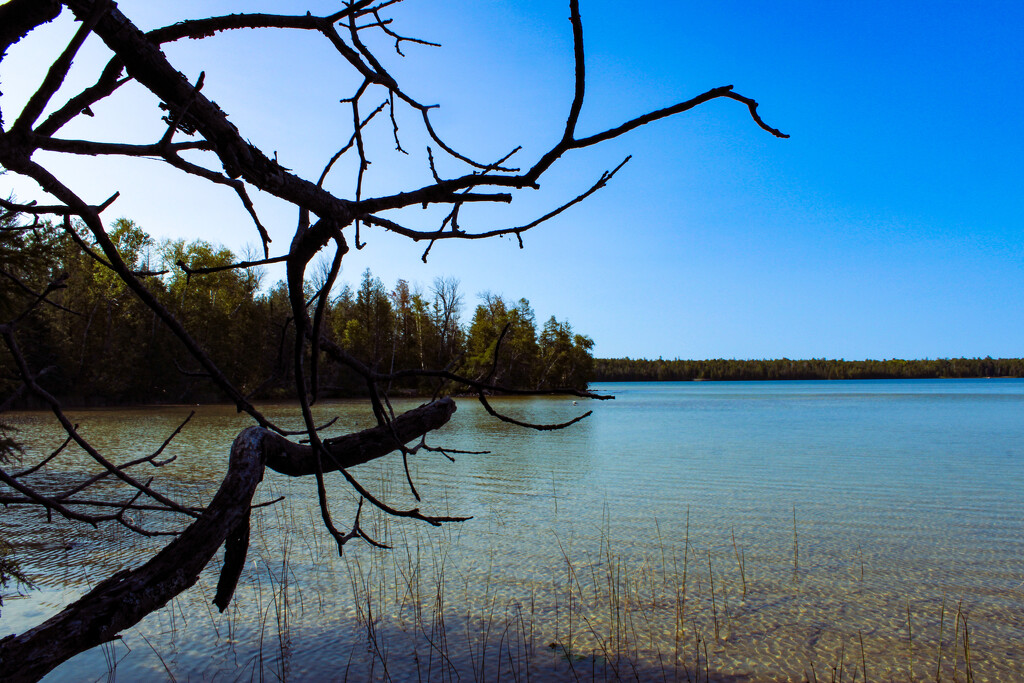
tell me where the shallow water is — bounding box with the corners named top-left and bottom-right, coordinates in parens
top-left (2, 379), bottom-right (1023, 681)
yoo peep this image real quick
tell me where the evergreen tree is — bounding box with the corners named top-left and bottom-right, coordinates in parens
top-left (465, 294), bottom-right (539, 387)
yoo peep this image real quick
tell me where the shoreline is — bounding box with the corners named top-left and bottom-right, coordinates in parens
top-left (6, 375), bottom-right (1021, 412)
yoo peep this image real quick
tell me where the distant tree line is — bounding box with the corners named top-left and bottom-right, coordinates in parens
top-left (1, 216), bottom-right (594, 405)
top-left (593, 357), bottom-right (1024, 382)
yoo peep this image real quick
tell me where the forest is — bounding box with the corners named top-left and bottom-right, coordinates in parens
top-left (593, 356), bottom-right (1024, 382)
top-left (0, 214), bottom-right (595, 405)
top-left (5, 210), bottom-right (1016, 409)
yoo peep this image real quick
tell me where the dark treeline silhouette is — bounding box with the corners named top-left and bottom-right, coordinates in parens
top-left (593, 356), bottom-right (1024, 382)
top-left (1, 217), bottom-right (594, 406)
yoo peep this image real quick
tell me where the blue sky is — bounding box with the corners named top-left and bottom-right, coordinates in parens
top-left (2, 1), bottom-right (1022, 360)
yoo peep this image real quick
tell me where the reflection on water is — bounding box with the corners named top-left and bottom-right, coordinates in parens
top-left (2, 380), bottom-right (1024, 681)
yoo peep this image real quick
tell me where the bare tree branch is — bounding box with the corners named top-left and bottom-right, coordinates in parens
top-left (9, 0), bottom-right (103, 134)
top-left (0, 1), bottom-right (785, 677)
top-left (477, 391), bottom-right (593, 432)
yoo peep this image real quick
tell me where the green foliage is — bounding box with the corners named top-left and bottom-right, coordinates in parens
top-left (2, 213), bottom-right (595, 405)
top-left (343, 269), bottom-right (395, 368)
top-left (465, 294), bottom-right (540, 388)
top-left (0, 210), bottom-right (64, 399)
top-left (593, 357), bottom-right (1024, 382)
top-left (538, 316), bottom-right (594, 390)
top-left (327, 279), bottom-right (593, 394)
top-left (0, 212), bottom-right (58, 320)
top-left (3, 215), bottom-right (281, 403)
top-left (157, 237), bottom-right (272, 396)
top-left (17, 207), bottom-right (1014, 401)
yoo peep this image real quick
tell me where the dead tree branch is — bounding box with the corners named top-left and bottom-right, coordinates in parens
top-left (0, 0), bottom-right (785, 677)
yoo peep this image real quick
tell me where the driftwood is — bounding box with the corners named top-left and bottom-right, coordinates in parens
top-left (0, 398), bottom-right (455, 683)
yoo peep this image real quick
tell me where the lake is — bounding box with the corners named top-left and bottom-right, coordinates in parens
top-left (2, 379), bottom-right (1023, 681)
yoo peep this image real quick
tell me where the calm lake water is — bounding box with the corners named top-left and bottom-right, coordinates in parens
top-left (2, 379), bottom-right (1023, 681)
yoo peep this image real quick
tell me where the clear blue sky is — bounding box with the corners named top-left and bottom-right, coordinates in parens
top-left (3, 1), bottom-right (1022, 360)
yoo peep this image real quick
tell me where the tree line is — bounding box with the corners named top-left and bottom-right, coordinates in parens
top-left (9, 214), bottom-right (1016, 410)
top-left (593, 356), bottom-right (1024, 382)
top-left (1, 215), bottom-right (595, 405)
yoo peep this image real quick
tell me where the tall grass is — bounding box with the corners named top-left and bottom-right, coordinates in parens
top-left (20, 480), bottom-right (995, 682)
top-left (207, 502), bottom-right (986, 682)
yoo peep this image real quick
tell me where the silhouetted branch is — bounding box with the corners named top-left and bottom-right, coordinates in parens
top-left (35, 138), bottom-right (212, 156)
top-left (477, 391), bottom-right (593, 431)
top-left (0, 269), bottom-right (77, 317)
top-left (11, 430), bottom-right (74, 479)
top-left (146, 2), bottom-right (378, 45)
top-left (175, 253), bottom-right (288, 279)
top-left (10, 0), bottom-right (104, 134)
top-left (0, 0), bottom-right (61, 65)
top-left (0, 195), bottom-right (119, 217)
